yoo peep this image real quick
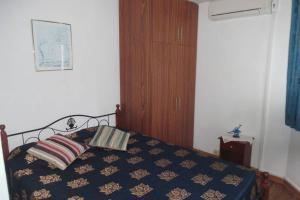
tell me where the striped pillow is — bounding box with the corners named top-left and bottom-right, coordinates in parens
top-left (27, 134), bottom-right (89, 170)
top-left (89, 126), bottom-right (130, 151)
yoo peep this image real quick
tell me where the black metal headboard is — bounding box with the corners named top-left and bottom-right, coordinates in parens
top-left (7, 113), bottom-right (116, 145)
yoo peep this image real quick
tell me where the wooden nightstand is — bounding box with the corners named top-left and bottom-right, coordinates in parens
top-left (218, 134), bottom-right (254, 167)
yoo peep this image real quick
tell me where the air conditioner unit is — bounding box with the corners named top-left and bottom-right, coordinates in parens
top-left (209, 0), bottom-right (274, 20)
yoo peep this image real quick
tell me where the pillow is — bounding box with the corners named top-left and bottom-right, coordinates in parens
top-left (27, 134), bottom-right (89, 170)
top-left (89, 125), bottom-right (130, 151)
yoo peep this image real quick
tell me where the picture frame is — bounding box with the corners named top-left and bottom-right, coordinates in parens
top-left (31, 20), bottom-right (73, 71)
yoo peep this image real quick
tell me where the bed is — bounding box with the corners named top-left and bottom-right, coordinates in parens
top-left (1, 105), bottom-right (270, 200)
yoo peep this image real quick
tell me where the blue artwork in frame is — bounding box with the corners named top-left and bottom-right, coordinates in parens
top-left (31, 20), bottom-right (73, 71)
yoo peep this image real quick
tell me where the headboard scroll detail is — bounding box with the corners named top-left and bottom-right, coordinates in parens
top-left (0, 104), bottom-right (124, 161)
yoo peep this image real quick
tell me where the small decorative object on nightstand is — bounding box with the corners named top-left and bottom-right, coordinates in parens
top-left (218, 134), bottom-right (254, 167)
top-left (228, 124), bottom-right (242, 138)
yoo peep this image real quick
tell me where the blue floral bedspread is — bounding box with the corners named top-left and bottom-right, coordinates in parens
top-left (6, 128), bottom-right (257, 200)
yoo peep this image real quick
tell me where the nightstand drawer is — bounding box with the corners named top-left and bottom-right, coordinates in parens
top-left (220, 147), bottom-right (244, 164)
top-left (219, 137), bottom-right (252, 167)
top-left (221, 142), bottom-right (245, 153)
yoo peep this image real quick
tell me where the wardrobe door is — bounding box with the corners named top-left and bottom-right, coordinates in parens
top-left (119, 0), bottom-right (131, 130)
top-left (119, 0), bottom-right (150, 133)
top-left (151, 0), bottom-right (179, 44)
top-left (178, 1), bottom-right (198, 46)
top-left (150, 42), bottom-right (177, 141)
top-left (120, 0), bottom-right (198, 147)
top-left (120, 0), bottom-right (150, 42)
top-left (127, 42), bottom-right (150, 133)
top-left (176, 45), bottom-right (197, 148)
top-left (166, 45), bottom-right (180, 145)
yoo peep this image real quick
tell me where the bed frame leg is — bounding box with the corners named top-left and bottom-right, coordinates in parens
top-left (0, 125), bottom-right (9, 161)
top-left (261, 172), bottom-right (270, 200)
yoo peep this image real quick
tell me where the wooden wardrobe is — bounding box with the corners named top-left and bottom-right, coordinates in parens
top-left (120, 0), bottom-right (198, 148)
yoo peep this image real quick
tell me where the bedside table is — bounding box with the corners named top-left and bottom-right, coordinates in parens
top-left (218, 134), bottom-right (254, 167)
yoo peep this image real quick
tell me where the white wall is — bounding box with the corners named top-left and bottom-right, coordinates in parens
top-left (282, 1), bottom-right (300, 191)
top-left (0, 0), bottom-right (298, 191)
top-left (194, 0), bottom-right (294, 180)
top-left (0, 0), bottom-right (120, 150)
top-left (194, 2), bottom-right (273, 168)
top-left (260, 0), bottom-right (292, 177)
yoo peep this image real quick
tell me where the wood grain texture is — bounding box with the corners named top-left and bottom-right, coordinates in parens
top-left (150, 42), bottom-right (174, 141)
top-left (120, 0), bottom-right (198, 148)
top-left (219, 138), bottom-right (252, 167)
top-left (267, 174), bottom-right (300, 200)
top-left (269, 182), bottom-right (300, 200)
top-left (282, 179), bottom-right (300, 200)
top-left (177, 45), bottom-right (196, 147)
top-left (119, 0), bottom-right (151, 133)
top-left (151, 0), bottom-right (198, 46)
top-left (179, 1), bottom-right (199, 46)
top-left (151, 0), bottom-right (179, 44)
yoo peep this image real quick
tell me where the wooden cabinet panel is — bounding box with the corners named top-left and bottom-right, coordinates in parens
top-left (120, 0), bottom-right (150, 42)
top-left (170, 45), bottom-right (196, 148)
top-left (178, 1), bottom-right (199, 46)
top-left (119, 0), bottom-right (130, 129)
top-left (150, 42), bottom-right (173, 141)
top-left (152, 44), bottom-right (196, 148)
top-left (120, 0), bottom-right (198, 148)
top-left (120, 41), bottom-right (149, 133)
top-left (128, 42), bottom-right (149, 133)
top-left (151, 0), bottom-right (180, 44)
top-left (219, 139), bottom-right (252, 167)
top-left (119, 0), bottom-right (150, 133)
top-left (166, 45), bottom-right (180, 145)
top-left (180, 46), bottom-right (196, 147)
top-left (151, 0), bottom-right (198, 46)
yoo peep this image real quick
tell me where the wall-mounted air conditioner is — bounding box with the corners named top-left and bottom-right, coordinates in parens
top-left (209, 0), bottom-right (275, 20)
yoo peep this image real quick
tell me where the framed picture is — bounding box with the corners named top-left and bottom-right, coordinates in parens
top-left (31, 20), bottom-right (73, 71)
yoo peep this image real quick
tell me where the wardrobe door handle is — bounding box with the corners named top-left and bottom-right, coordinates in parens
top-left (177, 28), bottom-right (180, 42)
top-left (175, 97), bottom-right (178, 112)
top-left (180, 27), bottom-right (183, 42)
top-left (178, 97), bottom-right (181, 111)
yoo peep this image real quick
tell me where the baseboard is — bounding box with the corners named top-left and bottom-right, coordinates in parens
top-left (192, 148), bottom-right (218, 158)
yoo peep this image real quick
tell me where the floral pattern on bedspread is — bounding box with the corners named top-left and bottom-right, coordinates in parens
top-left (7, 128), bottom-right (257, 200)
